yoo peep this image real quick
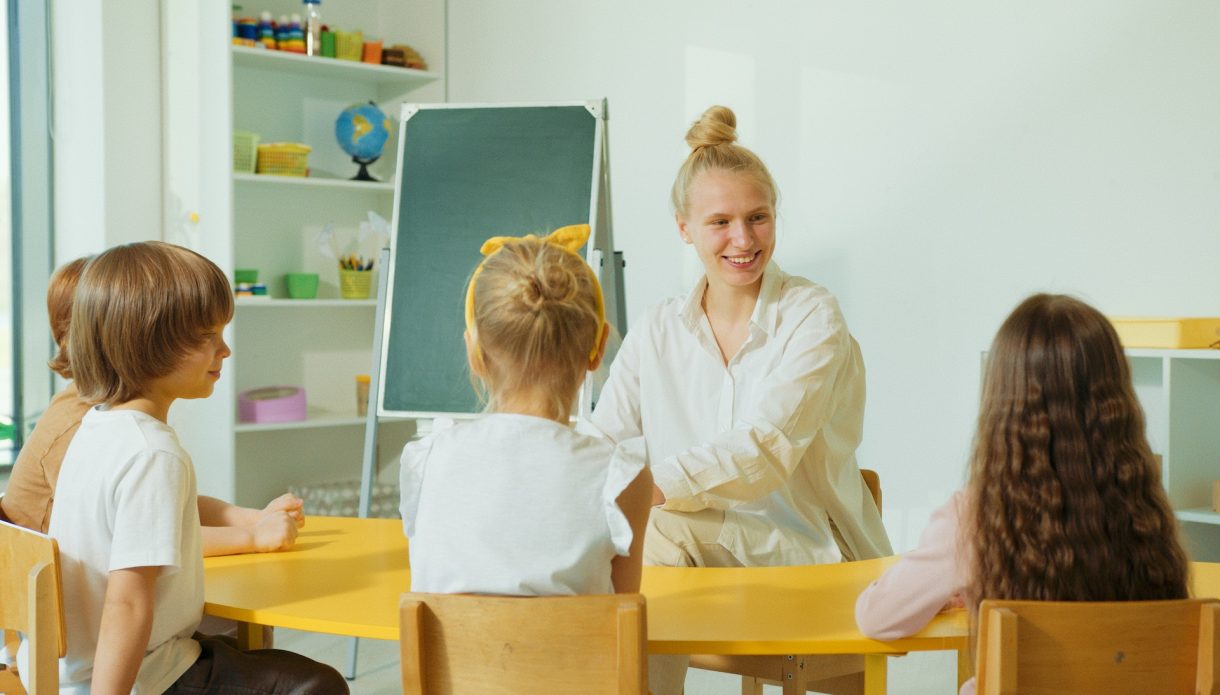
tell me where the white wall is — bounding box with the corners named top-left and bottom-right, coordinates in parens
top-left (448, 4), bottom-right (1220, 691)
top-left (52, 0), bottom-right (162, 261)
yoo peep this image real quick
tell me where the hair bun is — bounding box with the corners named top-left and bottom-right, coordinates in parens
top-left (519, 252), bottom-right (578, 310)
top-left (685, 105), bottom-right (738, 150)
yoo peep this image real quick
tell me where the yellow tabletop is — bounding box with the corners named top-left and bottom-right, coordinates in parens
top-left (204, 515), bottom-right (1220, 655)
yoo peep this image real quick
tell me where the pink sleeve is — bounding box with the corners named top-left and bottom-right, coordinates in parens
top-left (855, 490), bottom-right (968, 640)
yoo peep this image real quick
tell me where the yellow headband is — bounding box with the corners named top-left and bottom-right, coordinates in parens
top-left (465, 223), bottom-right (606, 363)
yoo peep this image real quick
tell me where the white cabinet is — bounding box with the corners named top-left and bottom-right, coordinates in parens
top-left (1127, 349), bottom-right (1220, 520)
top-left (163, 0), bottom-right (444, 506)
top-left (1127, 349), bottom-right (1220, 560)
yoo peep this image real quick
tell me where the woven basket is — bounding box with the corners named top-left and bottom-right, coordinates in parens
top-left (256, 143), bottom-right (311, 177)
top-left (233, 131), bottom-right (259, 173)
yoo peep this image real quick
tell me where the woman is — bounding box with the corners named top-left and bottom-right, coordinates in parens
top-left (591, 105), bottom-right (892, 693)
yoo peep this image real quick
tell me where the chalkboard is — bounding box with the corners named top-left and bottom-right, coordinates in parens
top-left (378, 102), bottom-right (607, 417)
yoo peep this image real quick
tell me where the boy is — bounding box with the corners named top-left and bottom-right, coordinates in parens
top-left (38, 242), bottom-right (345, 694)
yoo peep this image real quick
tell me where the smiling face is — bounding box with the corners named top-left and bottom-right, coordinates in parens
top-left (152, 323), bottom-right (231, 402)
top-left (677, 169), bottom-right (776, 294)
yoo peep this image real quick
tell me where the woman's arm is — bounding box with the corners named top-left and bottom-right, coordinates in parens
top-left (611, 466), bottom-right (655, 594)
top-left (655, 307), bottom-right (856, 511)
top-left (855, 492), bottom-right (967, 640)
top-left (589, 322), bottom-right (644, 443)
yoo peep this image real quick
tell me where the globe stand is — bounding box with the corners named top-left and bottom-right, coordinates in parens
top-left (351, 155), bottom-right (380, 182)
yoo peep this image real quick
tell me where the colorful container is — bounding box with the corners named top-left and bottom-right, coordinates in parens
top-left (1108, 317), bottom-right (1220, 349)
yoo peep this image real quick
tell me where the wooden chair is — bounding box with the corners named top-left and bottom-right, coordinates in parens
top-left (399, 592), bottom-right (647, 694)
top-left (0, 520), bottom-right (66, 694)
top-left (690, 468), bottom-right (884, 695)
top-left (976, 597), bottom-right (1220, 695)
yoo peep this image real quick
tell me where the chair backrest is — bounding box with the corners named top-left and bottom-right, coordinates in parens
top-left (976, 598), bottom-right (1220, 695)
top-left (400, 592), bottom-right (647, 695)
top-left (860, 468), bottom-right (881, 517)
top-left (0, 520), bottom-right (66, 693)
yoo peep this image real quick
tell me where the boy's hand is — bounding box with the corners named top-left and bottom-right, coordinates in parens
top-left (252, 511), bottom-right (299, 552)
top-left (261, 492), bottom-right (305, 527)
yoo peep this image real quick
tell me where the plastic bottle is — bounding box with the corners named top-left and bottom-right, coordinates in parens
top-left (303, 0), bottom-right (322, 56)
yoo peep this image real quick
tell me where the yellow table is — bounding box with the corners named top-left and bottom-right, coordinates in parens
top-left (204, 516), bottom-right (1220, 695)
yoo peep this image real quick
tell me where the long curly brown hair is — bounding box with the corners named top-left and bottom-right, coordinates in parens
top-left (964, 294), bottom-right (1188, 611)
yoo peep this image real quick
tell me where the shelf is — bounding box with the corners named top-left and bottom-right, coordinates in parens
top-left (236, 298), bottom-right (377, 308)
top-left (233, 173), bottom-right (395, 192)
top-left (235, 408), bottom-right (408, 433)
top-left (1125, 348), bottom-right (1220, 360)
top-left (1176, 507), bottom-right (1220, 525)
top-left (232, 45), bottom-right (440, 89)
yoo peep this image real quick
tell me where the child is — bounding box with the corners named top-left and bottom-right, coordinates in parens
top-left (36, 242), bottom-right (346, 694)
top-left (1, 256), bottom-right (305, 555)
top-left (855, 293), bottom-right (1190, 694)
top-left (399, 224), bottom-right (654, 596)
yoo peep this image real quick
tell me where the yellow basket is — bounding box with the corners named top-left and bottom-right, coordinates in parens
top-left (339, 269), bottom-right (373, 299)
top-left (233, 131), bottom-right (259, 173)
top-left (256, 143), bottom-right (311, 177)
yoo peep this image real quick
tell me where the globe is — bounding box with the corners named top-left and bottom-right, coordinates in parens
top-left (335, 101), bottom-right (393, 181)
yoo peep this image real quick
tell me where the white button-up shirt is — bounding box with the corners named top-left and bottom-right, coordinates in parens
top-left (590, 263), bottom-right (892, 566)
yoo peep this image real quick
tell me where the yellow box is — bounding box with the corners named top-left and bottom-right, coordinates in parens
top-left (1108, 317), bottom-right (1220, 349)
top-left (256, 143), bottom-right (311, 177)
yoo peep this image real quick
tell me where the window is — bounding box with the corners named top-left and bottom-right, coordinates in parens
top-left (3, 0), bottom-right (55, 465)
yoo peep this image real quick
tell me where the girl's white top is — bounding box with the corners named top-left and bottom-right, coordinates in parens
top-left (400, 413), bottom-right (645, 595)
top-left (590, 262), bottom-right (891, 565)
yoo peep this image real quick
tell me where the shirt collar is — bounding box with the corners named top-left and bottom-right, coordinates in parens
top-left (679, 262), bottom-right (783, 337)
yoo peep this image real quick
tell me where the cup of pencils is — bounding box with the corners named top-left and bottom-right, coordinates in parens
top-left (338, 255), bottom-right (374, 299)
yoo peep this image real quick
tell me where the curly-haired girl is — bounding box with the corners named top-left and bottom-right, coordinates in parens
top-left (855, 293), bottom-right (1189, 694)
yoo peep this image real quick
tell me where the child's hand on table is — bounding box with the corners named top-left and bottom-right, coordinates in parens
top-left (261, 492), bottom-right (305, 527)
top-left (252, 511), bottom-right (300, 552)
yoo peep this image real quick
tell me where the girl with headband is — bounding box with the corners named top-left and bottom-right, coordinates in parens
top-left (590, 106), bottom-right (893, 693)
top-left (399, 224), bottom-right (654, 597)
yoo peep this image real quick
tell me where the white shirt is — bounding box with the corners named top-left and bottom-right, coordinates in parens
top-left (36, 408), bottom-right (203, 694)
top-left (590, 263), bottom-right (892, 565)
top-left (400, 414), bottom-right (646, 595)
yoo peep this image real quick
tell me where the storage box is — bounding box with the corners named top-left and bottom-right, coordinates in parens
top-left (256, 143), bottom-right (311, 177)
top-left (1108, 317), bottom-right (1220, 349)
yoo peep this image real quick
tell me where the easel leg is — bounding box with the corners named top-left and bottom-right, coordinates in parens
top-left (345, 636), bottom-right (359, 681)
top-left (863, 654), bottom-right (887, 695)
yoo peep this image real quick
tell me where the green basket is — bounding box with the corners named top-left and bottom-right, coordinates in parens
top-left (233, 130), bottom-right (260, 173)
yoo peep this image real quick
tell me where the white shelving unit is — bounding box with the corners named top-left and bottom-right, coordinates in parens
top-left (1127, 348), bottom-right (1220, 560)
top-left (163, 0), bottom-right (445, 507)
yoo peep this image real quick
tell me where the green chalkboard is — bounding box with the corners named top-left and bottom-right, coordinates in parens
top-left (379, 103), bottom-right (603, 416)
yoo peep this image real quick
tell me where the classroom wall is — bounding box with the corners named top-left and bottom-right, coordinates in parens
top-left (447, 4), bottom-right (1220, 690)
top-left (51, 0), bottom-right (162, 260)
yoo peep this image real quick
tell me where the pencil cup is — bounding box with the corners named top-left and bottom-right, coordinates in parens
top-left (285, 272), bottom-right (319, 299)
top-left (339, 269), bottom-right (372, 299)
top-left (356, 374), bottom-right (371, 417)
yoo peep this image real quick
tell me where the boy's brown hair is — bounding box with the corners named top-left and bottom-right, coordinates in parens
top-left (69, 241), bottom-right (234, 406)
top-left (46, 256), bottom-right (91, 378)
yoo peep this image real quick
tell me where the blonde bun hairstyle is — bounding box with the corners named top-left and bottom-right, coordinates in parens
top-left (671, 105), bottom-right (778, 220)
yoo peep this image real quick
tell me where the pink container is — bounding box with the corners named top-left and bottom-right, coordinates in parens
top-left (238, 386), bottom-right (307, 423)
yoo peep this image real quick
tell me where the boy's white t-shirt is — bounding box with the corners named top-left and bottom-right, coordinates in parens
top-left (399, 413), bottom-right (645, 596)
top-left (36, 407), bottom-right (204, 694)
